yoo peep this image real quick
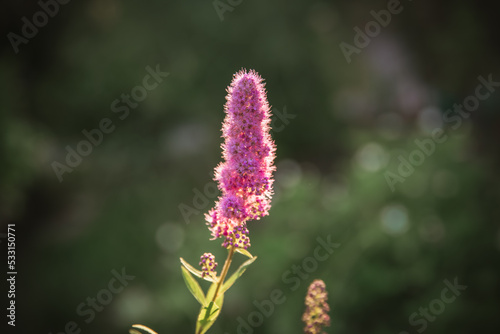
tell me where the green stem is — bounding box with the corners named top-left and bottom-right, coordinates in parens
top-left (195, 244), bottom-right (236, 334)
top-left (213, 245), bottom-right (235, 302)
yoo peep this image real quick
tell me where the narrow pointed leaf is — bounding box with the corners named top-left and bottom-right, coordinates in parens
top-left (131, 324), bottom-right (159, 334)
top-left (221, 256), bottom-right (257, 294)
top-left (181, 266), bottom-right (206, 305)
top-left (206, 281), bottom-right (225, 307)
top-left (180, 257), bottom-right (203, 277)
top-left (235, 248), bottom-right (254, 259)
top-left (196, 301), bottom-right (220, 334)
top-left (196, 282), bottom-right (224, 334)
top-left (180, 257), bottom-right (216, 282)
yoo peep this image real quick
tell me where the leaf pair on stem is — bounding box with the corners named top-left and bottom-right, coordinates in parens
top-left (180, 247), bottom-right (257, 334)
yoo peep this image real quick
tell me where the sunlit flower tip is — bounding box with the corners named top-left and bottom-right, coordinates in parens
top-left (302, 279), bottom-right (330, 334)
top-left (205, 69), bottom-right (276, 248)
top-left (199, 253), bottom-right (217, 278)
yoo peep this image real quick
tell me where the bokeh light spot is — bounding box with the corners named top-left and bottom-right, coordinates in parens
top-left (156, 222), bottom-right (184, 253)
top-left (380, 204), bottom-right (409, 235)
top-left (355, 142), bottom-right (388, 172)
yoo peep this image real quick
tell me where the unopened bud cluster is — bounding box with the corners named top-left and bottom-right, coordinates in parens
top-left (222, 225), bottom-right (251, 249)
top-left (199, 253), bottom-right (217, 278)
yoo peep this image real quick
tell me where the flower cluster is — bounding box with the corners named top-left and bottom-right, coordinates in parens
top-left (206, 69), bottom-right (276, 249)
top-left (222, 225), bottom-right (250, 249)
top-left (302, 280), bottom-right (330, 334)
top-left (199, 253), bottom-right (217, 278)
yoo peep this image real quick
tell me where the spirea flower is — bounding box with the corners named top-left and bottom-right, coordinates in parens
top-left (302, 279), bottom-right (331, 334)
top-left (205, 69), bottom-right (276, 249)
top-left (199, 253), bottom-right (217, 278)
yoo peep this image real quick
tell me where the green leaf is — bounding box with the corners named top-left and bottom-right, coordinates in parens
top-left (130, 324), bottom-right (159, 334)
top-left (196, 301), bottom-right (220, 334)
top-left (205, 280), bottom-right (224, 306)
top-left (196, 283), bottom-right (224, 334)
top-left (180, 257), bottom-right (216, 283)
top-left (235, 248), bottom-right (254, 259)
top-left (221, 256), bottom-right (257, 294)
top-left (181, 266), bottom-right (206, 305)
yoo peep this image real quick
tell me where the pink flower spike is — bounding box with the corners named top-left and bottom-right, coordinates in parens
top-left (302, 280), bottom-right (331, 334)
top-left (205, 69), bottom-right (276, 248)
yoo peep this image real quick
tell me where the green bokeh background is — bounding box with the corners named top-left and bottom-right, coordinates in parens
top-left (1, 1), bottom-right (500, 333)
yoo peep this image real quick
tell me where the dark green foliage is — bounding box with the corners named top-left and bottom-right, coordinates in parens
top-left (1, 1), bottom-right (500, 334)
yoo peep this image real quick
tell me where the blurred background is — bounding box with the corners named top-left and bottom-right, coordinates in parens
top-left (1, 0), bottom-right (500, 333)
